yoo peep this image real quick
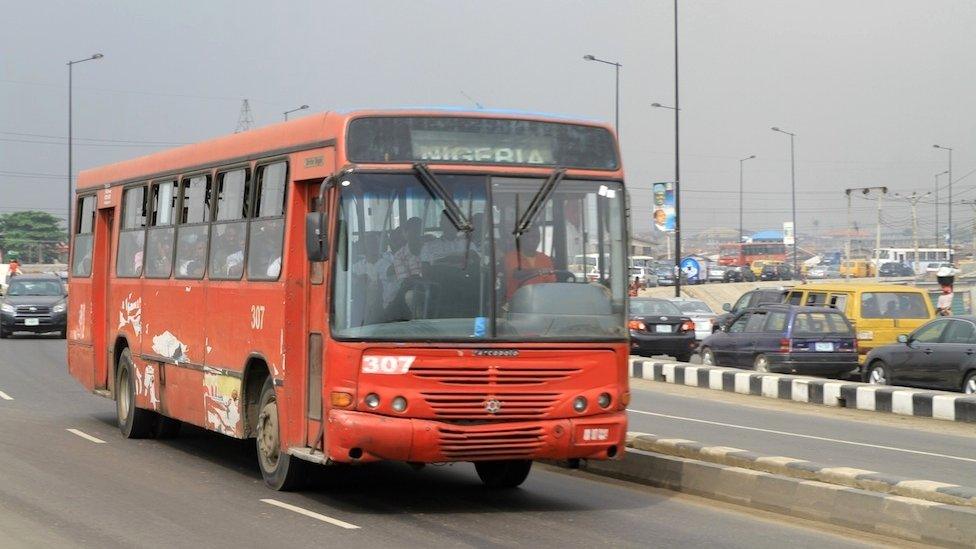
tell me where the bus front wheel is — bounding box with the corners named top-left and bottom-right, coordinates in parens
top-left (117, 349), bottom-right (155, 439)
top-left (475, 460), bottom-right (532, 489)
top-left (256, 377), bottom-right (306, 491)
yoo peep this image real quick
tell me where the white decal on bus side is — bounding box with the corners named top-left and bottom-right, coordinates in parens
top-left (152, 331), bottom-right (189, 363)
top-left (118, 293), bottom-right (142, 336)
top-left (203, 372), bottom-right (241, 437)
top-left (361, 356), bottom-right (415, 374)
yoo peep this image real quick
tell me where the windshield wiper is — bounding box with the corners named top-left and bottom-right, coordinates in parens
top-left (513, 168), bottom-right (566, 238)
top-left (413, 163), bottom-right (472, 232)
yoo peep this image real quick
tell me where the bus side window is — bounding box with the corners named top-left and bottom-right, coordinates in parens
top-left (71, 195), bottom-right (96, 277)
top-left (117, 185), bottom-right (147, 278)
top-left (787, 292), bottom-right (802, 306)
top-left (174, 174), bottom-right (212, 280)
top-left (829, 294), bottom-right (847, 312)
top-left (145, 181), bottom-right (177, 278)
top-left (248, 161), bottom-right (287, 281)
top-left (210, 168), bottom-right (249, 280)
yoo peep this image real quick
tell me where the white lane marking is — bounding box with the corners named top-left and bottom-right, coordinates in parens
top-left (66, 428), bottom-right (106, 444)
top-left (0, 390), bottom-right (12, 400)
top-left (260, 499), bottom-right (360, 530)
top-left (628, 409), bottom-right (976, 464)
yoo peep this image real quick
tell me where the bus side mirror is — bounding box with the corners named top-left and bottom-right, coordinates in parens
top-left (305, 212), bottom-right (328, 262)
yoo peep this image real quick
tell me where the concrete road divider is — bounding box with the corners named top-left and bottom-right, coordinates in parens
top-left (631, 359), bottom-right (976, 424)
top-left (583, 436), bottom-right (976, 547)
top-left (626, 432), bottom-right (976, 508)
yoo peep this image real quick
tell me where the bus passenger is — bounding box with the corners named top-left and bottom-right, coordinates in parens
top-left (215, 224), bottom-right (245, 277)
top-left (179, 238), bottom-right (207, 278)
top-left (421, 214), bottom-right (465, 265)
top-left (503, 227), bottom-right (555, 300)
top-left (391, 217), bottom-right (423, 280)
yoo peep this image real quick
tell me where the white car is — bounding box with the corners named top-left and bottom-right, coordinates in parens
top-left (668, 297), bottom-right (716, 340)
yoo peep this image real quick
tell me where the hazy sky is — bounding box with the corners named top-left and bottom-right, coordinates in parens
top-left (2, 0), bottom-right (974, 242)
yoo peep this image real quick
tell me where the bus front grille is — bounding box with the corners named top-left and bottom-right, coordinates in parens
top-left (411, 366), bottom-right (580, 386)
top-left (421, 392), bottom-right (559, 419)
top-left (438, 425), bottom-right (544, 460)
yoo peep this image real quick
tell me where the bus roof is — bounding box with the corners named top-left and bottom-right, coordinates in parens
top-left (76, 108), bottom-right (616, 191)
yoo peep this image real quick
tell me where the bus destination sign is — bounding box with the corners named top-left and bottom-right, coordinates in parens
top-left (346, 116), bottom-right (618, 170)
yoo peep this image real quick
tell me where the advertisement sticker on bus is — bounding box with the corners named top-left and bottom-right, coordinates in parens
top-left (361, 355), bottom-right (415, 374)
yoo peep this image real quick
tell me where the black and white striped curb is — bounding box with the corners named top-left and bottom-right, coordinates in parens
top-left (630, 359), bottom-right (976, 423)
top-left (626, 432), bottom-right (976, 508)
top-left (584, 445), bottom-right (976, 547)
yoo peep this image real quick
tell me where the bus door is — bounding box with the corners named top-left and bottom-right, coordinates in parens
top-left (91, 189), bottom-right (118, 390)
top-left (67, 195), bottom-right (98, 390)
top-left (303, 179), bottom-right (329, 449)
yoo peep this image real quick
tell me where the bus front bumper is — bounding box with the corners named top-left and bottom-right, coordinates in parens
top-left (327, 409), bottom-right (627, 464)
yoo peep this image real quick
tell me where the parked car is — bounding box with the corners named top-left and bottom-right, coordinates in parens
top-left (878, 262), bottom-right (915, 277)
top-left (707, 265), bottom-right (729, 283)
top-left (654, 266), bottom-right (675, 286)
top-left (862, 316), bottom-right (976, 394)
top-left (760, 263), bottom-right (793, 281)
top-left (808, 265), bottom-right (842, 280)
top-left (714, 287), bottom-right (789, 332)
top-left (785, 283), bottom-right (935, 363)
top-left (925, 262), bottom-right (952, 274)
top-left (628, 298), bottom-right (697, 362)
top-left (0, 273), bottom-right (68, 338)
top-left (669, 297), bottom-right (717, 340)
top-left (700, 304), bottom-right (858, 376)
top-left (723, 265), bottom-right (756, 283)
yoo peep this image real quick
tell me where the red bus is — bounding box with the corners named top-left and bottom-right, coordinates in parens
top-left (67, 109), bottom-right (630, 490)
top-left (718, 242), bottom-right (786, 267)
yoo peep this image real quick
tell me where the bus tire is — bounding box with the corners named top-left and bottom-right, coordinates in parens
top-left (117, 349), bottom-right (155, 439)
top-left (256, 377), bottom-right (305, 491)
top-left (475, 460), bottom-right (532, 489)
top-left (153, 416), bottom-right (182, 439)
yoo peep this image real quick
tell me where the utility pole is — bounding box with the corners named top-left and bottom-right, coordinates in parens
top-left (845, 186), bottom-right (887, 277)
top-left (845, 190), bottom-right (853, 261)
top-left (894, 192), bottom-right (930, 274)
top-left (963, 200), bottom-right (976, 260)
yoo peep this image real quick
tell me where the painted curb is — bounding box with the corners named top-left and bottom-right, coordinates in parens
top-left (626, 432), bottom-right (976, 508)
top-left (584, 448), bottom-right (976, 547)
top-left (630, 359), bottom-right (976, 424)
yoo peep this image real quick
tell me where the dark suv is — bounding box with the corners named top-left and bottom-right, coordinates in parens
top-left (713, 287), bottom-right (788, 332)
top-left (878, 262), bottom-right (915, 277)
top-left (700, 304), bottom-right (857, 376)
top-left (0, 274), bottom-right (68, 338)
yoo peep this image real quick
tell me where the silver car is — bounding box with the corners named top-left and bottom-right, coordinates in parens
top-left (668, 297), bottom-right (716, 340)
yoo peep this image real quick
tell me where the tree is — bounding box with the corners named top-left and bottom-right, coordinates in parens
top-left (0, 211), bottom-right (67, 264)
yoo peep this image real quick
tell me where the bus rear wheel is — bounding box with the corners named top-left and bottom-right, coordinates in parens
top-left (117, 349), bottom-right (155, 439)
top-left (475, 460), bottom-right (532, 489)
top-left (255, 377), bottom-right (306, 491)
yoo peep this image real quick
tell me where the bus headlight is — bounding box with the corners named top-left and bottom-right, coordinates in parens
top-left (573, 396), bottom-right (588, 413)
top-left (391, 396), bottom-right (408, 413)
top-left (364, 393), bottom-right (380, 408)
top-left (597, 393), bottom-right (612, 409)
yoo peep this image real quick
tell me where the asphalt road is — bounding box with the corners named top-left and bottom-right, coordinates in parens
top-left (628, 378), bottom-right (976, 488)
top-left (0, 337), bottom-right (881, 549)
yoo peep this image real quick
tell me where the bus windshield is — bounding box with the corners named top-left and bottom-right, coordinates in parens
top-left (332, 173), bottom-right (627, 340)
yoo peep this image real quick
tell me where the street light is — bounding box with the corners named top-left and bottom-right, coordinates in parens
top-left (650, 102), bottom-right (679, 111)
top-left (934, 169), bottom-right (949, 245)
top-left (771, 127), bottom-right (798, 276)
top-left (283, 104), bottom-right (309, 121)
top-left (582, 54), bottom-right (622, 134)
top-left (738, 155), bottom-right (756, 243)
top-left (933, 144), bottom-right (953, 260)
top-left (67, 53), bottom-right (103, 246)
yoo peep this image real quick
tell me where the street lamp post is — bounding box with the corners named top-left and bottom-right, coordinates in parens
top-left (771, 127), bottom-right (798, 276)
top-left (739, 155), bottom-right (756, 243)
top-left (934, 169), bottom-right (948, 246)
top-left (67, 53), bottom-right (103, 241)
top-left (283, 104), bottom-right (309, 121)
top-left (582, 54), bottom-right (622, 135)
top-left (933, 145), bottom-right (953, 260)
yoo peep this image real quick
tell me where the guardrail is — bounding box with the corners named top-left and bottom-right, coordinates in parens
top-left (630, 359), bottom-right (976, 424)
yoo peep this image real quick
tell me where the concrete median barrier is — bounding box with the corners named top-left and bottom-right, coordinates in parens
top-left (631, 359), bottom-right (976, 424)
top-left (583, 435), bottom-right (976, 547)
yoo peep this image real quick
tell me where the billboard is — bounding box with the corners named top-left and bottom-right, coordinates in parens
top-left (783, 222), bottom-right (795, 245)
top-left (652, 182), bottom-right (675, 232)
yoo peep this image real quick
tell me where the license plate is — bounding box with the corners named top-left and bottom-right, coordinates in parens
top-left (814, 342), bottom-right (834, 352)
top-left (24, 318), bottom-right (39, 326)
top-left (655, 325), bottom-right (672, 333)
